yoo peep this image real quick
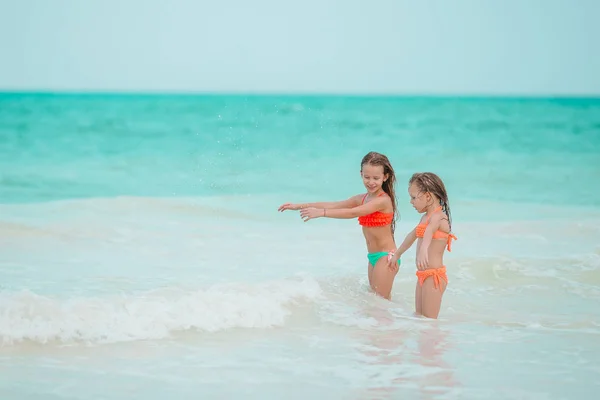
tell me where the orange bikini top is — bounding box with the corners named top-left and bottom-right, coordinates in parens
top-left (358, 192), bottom-right (394, 227)
top-left (415, 206), bottom-right (457, 251)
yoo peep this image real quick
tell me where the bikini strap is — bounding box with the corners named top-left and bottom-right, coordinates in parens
top-left (361, 193), bottom-right (368, 204)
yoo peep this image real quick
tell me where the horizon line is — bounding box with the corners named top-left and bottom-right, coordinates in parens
top-left (1, 88), bottom-right (599, 100)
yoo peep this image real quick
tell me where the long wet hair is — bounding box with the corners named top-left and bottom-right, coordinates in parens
top-left (409, 172), bottom-right (453, 231)
top-left (361, 151), bottom-right (398, 233)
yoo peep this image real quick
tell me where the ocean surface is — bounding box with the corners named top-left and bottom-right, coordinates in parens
top-left (1, 93), bottom-right (600, 399)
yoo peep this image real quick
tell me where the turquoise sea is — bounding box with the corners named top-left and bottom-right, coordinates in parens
top-left (1, 93), bottom-right (600, 399)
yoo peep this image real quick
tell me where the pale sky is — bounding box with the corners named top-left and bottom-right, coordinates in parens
top-left (1, 0), bottom-right (598, 95)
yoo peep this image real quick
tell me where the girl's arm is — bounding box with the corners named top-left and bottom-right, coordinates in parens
top-left (394, 229), bottom-right (417, 258)
top-left (299, 196), bottom-right (389, 221)
top-left (387, 229), bottom-right (416, 270)
top-left (416, 213), bottom-right (443, 269)
top-left (278, 195), bottom-right (363, 212)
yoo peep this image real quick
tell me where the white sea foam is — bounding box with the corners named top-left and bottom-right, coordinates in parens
top-left (0, 277), bottom-right (322, 345)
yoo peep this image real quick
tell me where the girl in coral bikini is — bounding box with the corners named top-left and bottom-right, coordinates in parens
top-left (278, 151), bottom-right (400, 300)
top-left (388, 172), bottom-right (456, 319)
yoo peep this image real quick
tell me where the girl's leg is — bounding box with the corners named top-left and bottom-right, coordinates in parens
top-left (414, 281), bottom-right (423, 316)
top-left (420, 277), bottom-right (447, 319)
top-left (367, 262), bottom-right (374, 291)
top-left (371, 257), bottom-right (398, 300)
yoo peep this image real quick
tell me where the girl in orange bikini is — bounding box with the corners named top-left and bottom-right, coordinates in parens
top-left (278, 151), bottom-right (400, 300)
top-left (388, 172), bottom-right (456, 319)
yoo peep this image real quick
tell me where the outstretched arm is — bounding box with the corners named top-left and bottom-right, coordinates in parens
top-left (278, 195), bottom-right (362, 212)
top-left (299, 196), bottom-right (389, 221)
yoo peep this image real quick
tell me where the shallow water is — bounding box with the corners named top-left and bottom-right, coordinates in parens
top-left (1, 94), bottom-right (599, 399)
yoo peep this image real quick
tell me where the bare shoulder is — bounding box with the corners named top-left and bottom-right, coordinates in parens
top-left (370, 192), bottom-right (393, 212)
top-left (381, 193), bottom-right (393, 205)
top-left (431, 211), bottom-right (450, 231)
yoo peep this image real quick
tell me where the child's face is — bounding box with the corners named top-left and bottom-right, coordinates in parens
top-left (408, 182), bottom-right (429, 213)
top-left (361, 164), bottom-right (387, 193)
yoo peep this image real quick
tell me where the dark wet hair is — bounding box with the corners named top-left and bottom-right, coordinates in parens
top-left (361, 151), bottom-right (398, 233)
top-left (409, 172), bottom-right (453, 231)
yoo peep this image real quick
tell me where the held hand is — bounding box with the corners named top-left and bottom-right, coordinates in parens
top-left (300, 207), bottom-right (322, 222)
top-left (278, 203), bottom-right (301, 212)
top-left (387, 252), bottom-right (400, 273)
top-left (416, 249), bottom-right (429, 270)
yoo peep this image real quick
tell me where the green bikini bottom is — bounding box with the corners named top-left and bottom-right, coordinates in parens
top-left (367, 251), bottom-right (401, 268)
